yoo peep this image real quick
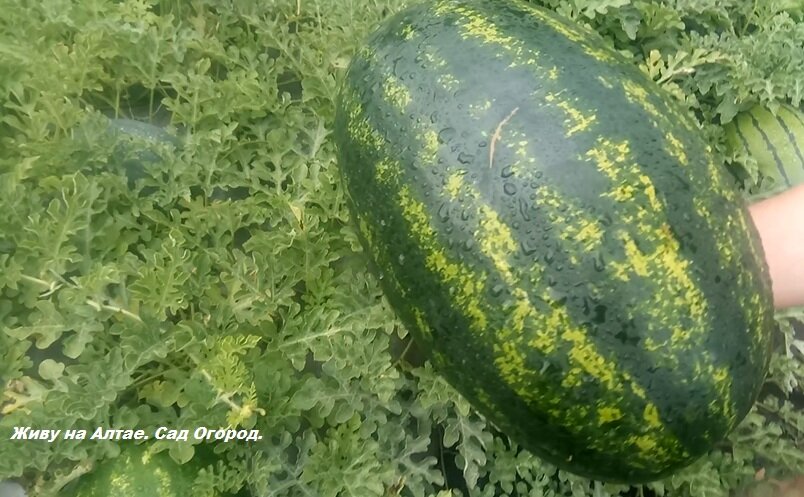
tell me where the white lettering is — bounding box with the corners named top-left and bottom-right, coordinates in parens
top-left (63, 429), bottom-right (87, 440)
top-left (154, 426), bottom-right (168, 439)
top-left (11, 427), bottom-right (29, 440)
top-left (193, 427), bottom-right (208, 440)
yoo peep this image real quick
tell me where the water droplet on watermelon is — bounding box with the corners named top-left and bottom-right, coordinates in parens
top-left (521, 240), bottom-right (538, 256)
top-left (478, 140), bottom-right (488, 148)
top-left (438, 127), bottom-right (456, 144)
top-left (430, 111), bottom-right (439, 123)
top-left (544, 249), bottom-right (554, 264)
top-left (501, 165), bottom-right (514, 178)
top-left (503, 183), bottom-right (517, 195)
top-left (460, 208), bottom-right (470, 221)
top-left (458, 152), bottom-right (474, 164)
top-left (398, 254), bottom-right (406, 265)
top-left (512, 221), bottom-right (520, 230)
top-left (391, 57), bottom-right (404, 76)
top-left (437, 203), bottom-right (450, 222)
top-left (592, 253), bottom-right (605, 272)
top-left (490, 284), bottom-right (505, 297)
top-left (519, 198), bottom-right (532, 221)
top-left (535, 171), bottom-right (543, 179)
top-left (463, 238), bottom-right (475, 251)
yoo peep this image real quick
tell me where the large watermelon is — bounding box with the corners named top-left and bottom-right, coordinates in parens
top-left (334, 0), bottom-right (776, 483)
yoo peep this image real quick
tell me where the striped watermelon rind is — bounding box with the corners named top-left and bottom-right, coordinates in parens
top-left (335, 0), bottom-right (775, 483)
top-left (725, 103), bottom-right (804, 194)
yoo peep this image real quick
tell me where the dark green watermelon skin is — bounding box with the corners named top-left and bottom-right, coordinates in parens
top-left (334, 0), bottom-right (775, 483)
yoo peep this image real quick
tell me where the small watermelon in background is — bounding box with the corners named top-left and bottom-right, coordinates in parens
top-left (106, 118), bottom-right (183, 196)
top-left (77, 116), bottom-right (249, 202)
top-left (335, 0), bottom-right (775, 483)
top-left (724, 103), bottom-right (804, 193)
top-left (64, 444), bottom-right (213, 497)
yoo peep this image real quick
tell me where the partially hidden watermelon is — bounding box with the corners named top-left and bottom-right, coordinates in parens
top-left (66, 444), bottom-right (210, 497)
top-left (724, 103), bottom-right (804, 192)
top-left (334, 0), bottom-right (776, 483)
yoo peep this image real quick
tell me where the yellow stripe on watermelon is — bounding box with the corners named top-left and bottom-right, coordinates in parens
top-left (341, 89), bottom-right (386, 156)
top-left (382, 74), bottom-right (411, 110)
top-left (398, 185), bottom-right (492, 327)
top-left (362, 67), bottom-right (491, 341)
top-left (509, 0), bottom-right (618, 64)
top-left (433, 2), bottom-right (532, 59)
top-left (721, 205), bottom-right (774, 363)
top-left (621, 79), bottom-right (663, 126)
top-left (543, 92), bottom-right (597, 137)
top-left (341, 95), bottom-right (437, 342)
top-left (665, 132), bottom-right (689, 166)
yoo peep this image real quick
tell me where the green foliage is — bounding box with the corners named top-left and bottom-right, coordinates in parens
top-left (0, 0), bottom-right (802, 496)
